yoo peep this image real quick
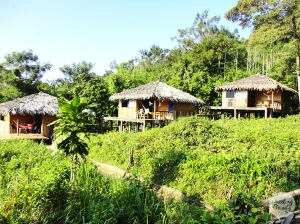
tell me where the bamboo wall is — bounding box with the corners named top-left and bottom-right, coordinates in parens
top-left (222, 91), bottom-right (248, 107)
top-left (117, 99), bottom-right (196, 120)
top-left (42, 115), bottom-right (57, 137)
top-left (221, 89), bottom-right (285, 110)
top-left (174, 102), bottom-right (195, 111)
top-left (0, 114), bottom-right (10, 134)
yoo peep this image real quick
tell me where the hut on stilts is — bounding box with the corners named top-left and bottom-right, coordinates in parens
top-left (104, 81), bottom-right (204, 132)
top-left (207, 74), bottom-right (298, 119)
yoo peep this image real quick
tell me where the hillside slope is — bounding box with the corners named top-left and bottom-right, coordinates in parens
top-left (89, 115), bottom-right (300, 206)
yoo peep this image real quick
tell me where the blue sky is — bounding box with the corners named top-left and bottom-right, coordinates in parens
top-left (0, 0), bottom-right (251, 81)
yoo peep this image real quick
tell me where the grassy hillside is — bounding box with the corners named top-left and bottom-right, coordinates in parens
top-left (1, 115), bottom-right (299, 223)
top-left (0, 140), bottom-right (208, 223)
top-left (89, 115), bottom-right (300, 206)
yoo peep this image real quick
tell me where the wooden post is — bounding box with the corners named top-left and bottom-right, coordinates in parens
top-left (271, 91), bottom-right (274, 108)
top-left (128, 122), bottom-right (131, 132)
top-left (110, 120), bottom-right (113, 131)
top-left (154, 100), bottom-right (157, 119)
top-left (142, 121), bottom-right (145, 132)
top-left (264, 108), bottom-right (267, 118)
top-left (221, 112), bottom-right (224, 120)
top-left (234, 109), bottom-right (236, 119)
top-left (17, 116), bottom-right (19, 136)
top-left (119, 120), bottom-right (123, 132)
top-left (298, 76), bottom-right (300, 106)
top-left (100, 117), bottom-right (103, 134)
top-left (135, 123), bottom-right (139, 132)
top-left (269, 109), bottom-right (273, 118)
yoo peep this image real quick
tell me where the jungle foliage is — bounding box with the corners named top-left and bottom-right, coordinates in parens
top-left (1, 4), bottom-right (299, 119)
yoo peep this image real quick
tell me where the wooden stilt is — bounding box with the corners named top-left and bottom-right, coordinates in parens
top-left (119, 121), bottom-right (123, 132)
top-left (110, 120), bottom-right (113, 131)
top-left (264, 108), bottom-right (267, 118)
top-left (100, 117), bottom-right (103, 133)
top-left (269, 109), bottom-right (273, 118)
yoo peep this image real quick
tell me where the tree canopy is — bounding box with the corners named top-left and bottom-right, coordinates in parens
top-left (0, 50), bottom-right (52, 101)
top-left (225, 0), bottom-right (300, 75)
top-left (0, 7), bottom-right (299, 115)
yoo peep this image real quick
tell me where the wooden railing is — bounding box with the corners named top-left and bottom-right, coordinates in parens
top-left (255, 100), bottom-right (282, 110)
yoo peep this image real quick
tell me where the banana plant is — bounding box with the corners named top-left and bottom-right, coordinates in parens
top-left (50, 96), bottom-right (97, 182)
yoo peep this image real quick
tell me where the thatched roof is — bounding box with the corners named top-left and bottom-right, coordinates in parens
top-left (215, 74), bottom-right (298, 94)
top-left (109, 81), bottom-right (204, 105)
top-left (0, 92), bottom-right (59, 116)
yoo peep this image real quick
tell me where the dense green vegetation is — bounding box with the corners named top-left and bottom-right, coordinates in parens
top-left (0, 0), bottom-right (299, 222)
top-left (0, 140), bottom-right (203, 223)
top-left (89, 115), bottom-right (300, 207)
top-left (0, 138), bottom-right (271, 223)
top-left (2, 115), bottom-right (299, 223)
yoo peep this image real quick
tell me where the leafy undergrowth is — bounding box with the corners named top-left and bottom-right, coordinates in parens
top-left (2, 113), bottom-right (299, 223)
top-left (2, 139), bottom-right (263, 223)
top-left (89, 115), bottom-right (300, 207)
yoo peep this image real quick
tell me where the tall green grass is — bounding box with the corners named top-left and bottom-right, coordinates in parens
top-left (89, 115), bottom-right (300, 206)
top-left (0, 139), bottom-right (211, 223)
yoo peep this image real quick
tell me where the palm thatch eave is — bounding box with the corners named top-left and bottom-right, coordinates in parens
top-left (109, 81), bottom-right (205, 105)
top-left (0, 92), bottom-right (59, 116)
top-left (215, 74), bottom-right (298, 94)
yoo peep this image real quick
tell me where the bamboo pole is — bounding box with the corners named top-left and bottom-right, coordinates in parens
top-left (260, 188), bottom-right (300, 206)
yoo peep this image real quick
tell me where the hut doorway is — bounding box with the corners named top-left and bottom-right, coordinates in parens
top-left (248, 91), bottom-right (256, 107)
top-left (34, 115), bottom-right (42, 133)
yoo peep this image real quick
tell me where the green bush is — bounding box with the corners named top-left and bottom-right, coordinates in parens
top-left (0, 139), bottom-right (70, 223)
top-left (0, 139), bottom-right (209, 223)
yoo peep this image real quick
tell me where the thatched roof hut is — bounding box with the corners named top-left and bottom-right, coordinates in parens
top-left (215, 74), bottom-right (297, 94)
top-left (109, 81), bottom-right (205, 105)
top-left (0, 92), bottom-right (59, 116)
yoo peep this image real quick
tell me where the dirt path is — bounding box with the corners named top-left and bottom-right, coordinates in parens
top-left (90, 159), bottom-right (214, 211)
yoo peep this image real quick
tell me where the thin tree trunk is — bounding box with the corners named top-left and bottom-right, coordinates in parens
top-left (262, 52), bottom-right (264, 75)
top-left (297, 55), bottom-right (300, 76)
top-left (223, 52), bottom-right (226, 76)
top-left (235, 49), bottom-right (238, 72)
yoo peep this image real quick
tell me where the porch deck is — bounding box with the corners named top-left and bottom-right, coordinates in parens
top-left (102, 117), bottom-right (170, 132)
top-left (206, 106), bottom-right (283, 119)
top-left (0, 133), bottom-right (49, 140)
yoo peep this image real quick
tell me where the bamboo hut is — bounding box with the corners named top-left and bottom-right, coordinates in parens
top-left (105, 81), bottom-right (204, 131)
top-left (0, 92), bottom-right (59, 137)
top-left (208, 74), bottom-right (298, 118)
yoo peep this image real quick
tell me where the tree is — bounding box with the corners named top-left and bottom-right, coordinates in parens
top-left (59, 61), bottom-right (96, 83)
top-left (51, 96), bottom-right (96, 183)
top-left (80, 76), bottom-right (115, 131)
top-left (225, 0), bottom-right (300, 75)
top-left (57, 61), bottom-right (96, 99)
top-left (172, 10), bottom-right (222, 49)
top-left (0, 65), bottom-right (22, 102)
top-left (0, 50), bottom-right (52, 96)
top-left (167, 11), bottom-right (247, 105)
